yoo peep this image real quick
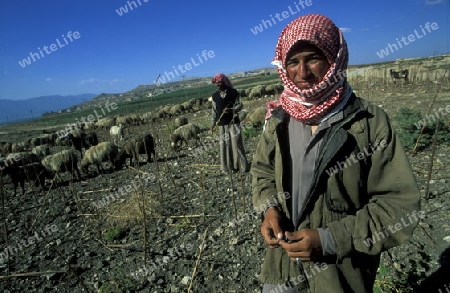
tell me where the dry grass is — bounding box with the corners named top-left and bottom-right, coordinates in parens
top-left (104, 188), bottom-right (161, 228)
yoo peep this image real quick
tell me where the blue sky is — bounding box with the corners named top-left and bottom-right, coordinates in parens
top-left (0, 0), bottom-right (448, 100)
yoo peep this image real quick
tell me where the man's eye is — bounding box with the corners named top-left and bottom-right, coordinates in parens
top-left (286, 60), bottom-right (298, 67)
top-left (308, 55), bottom-right (325, 62)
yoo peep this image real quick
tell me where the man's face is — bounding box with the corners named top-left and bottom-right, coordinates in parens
top-left (285, 42), bottom-right (331, 90)
top-left (215, 81), bottom-right (225, 90)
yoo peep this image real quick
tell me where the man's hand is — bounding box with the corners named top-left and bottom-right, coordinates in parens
top-left (260, 206), bottom-right (284, 248)
top-left (279, 229), bottom-right (323, 262)
top-left (222, 108), bottom-right (231, 114)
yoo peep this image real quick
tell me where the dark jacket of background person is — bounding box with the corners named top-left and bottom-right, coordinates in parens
top-left (251, 94), bottom-right (421, 292)
top-left (211, 88), bottom-right (242, 126)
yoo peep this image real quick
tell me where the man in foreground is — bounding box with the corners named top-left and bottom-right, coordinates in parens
top-left (251, 14), bottom-right (421, 292)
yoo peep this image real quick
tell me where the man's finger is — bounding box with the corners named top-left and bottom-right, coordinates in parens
top-left (284, 231), bottom-right (301, 242)
top-left (261, 225), bottom-right (280, 247)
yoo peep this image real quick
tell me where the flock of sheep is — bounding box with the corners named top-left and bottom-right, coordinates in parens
top-left (0, 85), bottom-right (276, 197)
top-left (0, 128), bottom-right (155, 196)
top-left (0, 96), bottom-right (217, 196)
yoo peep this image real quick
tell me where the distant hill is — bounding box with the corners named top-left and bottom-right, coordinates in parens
top-left (0, 93), bottom-right (97, 125)
top-left (2, 54), bottom-right (449, 126)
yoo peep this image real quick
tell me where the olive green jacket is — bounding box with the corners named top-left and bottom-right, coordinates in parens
top-left (251, 95), bottom-right (421, 292)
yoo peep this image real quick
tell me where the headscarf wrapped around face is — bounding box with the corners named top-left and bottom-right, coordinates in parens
top-left (268, 14), bottom-right (352, 125)
top-left (212, 73), bottom-right (234, 89)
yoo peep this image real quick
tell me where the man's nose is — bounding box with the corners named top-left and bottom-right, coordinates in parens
top-left (297, 61), bottom-right (310, 79)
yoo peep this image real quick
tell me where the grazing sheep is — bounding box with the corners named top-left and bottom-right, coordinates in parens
top-left (264, 84), bottom-right (278, 96)
top-left (11, 143), bottom-right (25, 153)
top-left (152, 108), bottom-right (167, 120)
top-left (162, 105), bottom-right (172, 114)
top-left (275, 83), bottom-right (284, 94)
top-left (116, 115), bottom-right (133, 127)
top-left (192, 97), bottom-right (205, 106)
top-left (83, 121), bottom-right (96, 131)
top-left (169, 104), bottom-right (184, 116)
top-left (32, 145), bottom-right (51, 159)
top-left (171, 123), bottom-right (201, 150)
top-left (11, 141), bottom-right (31, 153)
top-left (128, 114), bottom-right (141, 126)
top-left (123, 134), bottom-right (155, 166)
top-left (238, 110), bottom-right (249, 122)
top-left (55, 136), bottom-right (71, 146)
top-left (80, 142), bottom-right (126, 174)
top-left (242, 106), bottom-right (267, 127)
top-left (110, 125), bottom-right (124, 142)
top-left (30, 134), bottom-right (56, 147)
top-left (174, 116), bottom-right (188, 128)
top-left (70, 128), bottom-right (83, 138)
top-left (181, 100), bottom-right (194, 113)
top-left (41, 149), bottom-right (81, 181)
top-left (29, 137), bottom-right (41, 148)
top-left (2, 142), bottom-right (12, 154)
top-left (95, 117), bottom-right (116, 129)
top-left (237, 89), bottom-right (247, 97)
top-left (141, 111), bottom-right (154, 123)
top-left (0, 142), bottom-right (6, 155)
top-left (67, 132), bottom-right (99, 157)
top-left (249, 85), bottom-right (266, 99)
top-left (1, 152), bottom-right (47, 196)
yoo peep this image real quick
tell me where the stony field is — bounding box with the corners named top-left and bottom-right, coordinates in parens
top-left (0, 75), bottom-right (449, 292)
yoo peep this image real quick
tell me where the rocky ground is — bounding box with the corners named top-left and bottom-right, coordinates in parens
top-left (0, 82), bottom-right (449, 293)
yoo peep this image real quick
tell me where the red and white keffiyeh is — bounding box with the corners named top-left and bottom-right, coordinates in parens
top-left (268, 14), bottom-right (352, 125)
top-left (212, 73), bottom-right (234, 89)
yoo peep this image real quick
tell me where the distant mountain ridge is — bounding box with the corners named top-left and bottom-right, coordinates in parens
top-left (0, 93), bottom-right (97, 125)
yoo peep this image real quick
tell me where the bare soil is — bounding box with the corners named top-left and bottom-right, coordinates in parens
top-left (0, 81), bottom-right (449, 293)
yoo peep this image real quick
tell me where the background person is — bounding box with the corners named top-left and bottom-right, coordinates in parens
top-left (251, 14), bottom-right (421, 293)
top-left (210, 73), bottom-right (249, 173)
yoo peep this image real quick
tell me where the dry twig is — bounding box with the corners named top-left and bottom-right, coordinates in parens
top-left (188, 227), bottom-right (209, 293)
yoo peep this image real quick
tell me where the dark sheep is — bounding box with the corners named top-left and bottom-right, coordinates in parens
top-left (123, 134), bottom-right (156, 166)
top-left (174, 117), bottom-right (188, 128)
top-left (30, 133), bottom-right (57, 147)
top-left (2, 142), bottom-right (12, 154)
top-left (1, 152), bottom-right (47, 196)
top-left (67, 132), bottom-right (99, 157)
top-left (55, 136), bottom-right (71, 146)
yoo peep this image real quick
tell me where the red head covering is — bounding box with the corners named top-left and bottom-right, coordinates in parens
top-left (268, 14), bottom-right (352, 124)
top-left (212, 73), bottom-right (234, 89)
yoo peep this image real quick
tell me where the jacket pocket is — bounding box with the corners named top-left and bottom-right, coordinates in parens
top-left (261, 247), bottom-right (290, 284)
top-left (325, 172), bottom-right (358, 213)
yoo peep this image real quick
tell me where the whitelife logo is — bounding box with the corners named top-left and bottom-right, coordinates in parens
top-left (250, 0), bottom-right (313, 35)
top-left (376, 22), bottom-right (439, 59)
top-left (115, 0), bottom-right (149, 16)
top-left (55, 101), bottom-right (118, 139)
top-left (413, 104), bottom-right (450, 129)
top-left (362, 210), bottom-right (425, 247)
top-left (0, 224), bottom-right (58, 262)
top-left (153, 50), bottom-right (215, 85)
top-left (325, 139), bottom-right (388, 177)
top-left (18, 31), bottom-right (81, 68)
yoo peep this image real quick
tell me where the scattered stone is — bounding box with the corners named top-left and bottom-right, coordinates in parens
top-left (180, 276), bottom-right (191, 286)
